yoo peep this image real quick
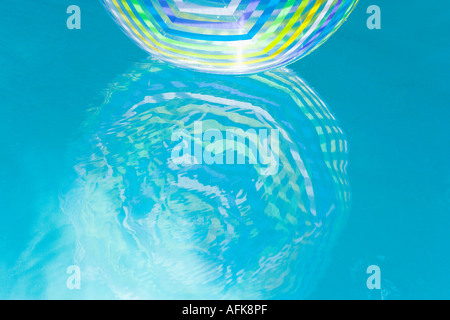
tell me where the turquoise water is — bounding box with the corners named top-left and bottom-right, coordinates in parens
top-left (0, 0), bottom-right (449, 299)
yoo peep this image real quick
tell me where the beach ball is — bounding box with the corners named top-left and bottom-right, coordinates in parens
top-left (102, 0), bottom-right (358, 74)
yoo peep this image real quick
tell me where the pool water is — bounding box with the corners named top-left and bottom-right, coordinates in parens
top-left (0, 0), bottom-right (449, 299)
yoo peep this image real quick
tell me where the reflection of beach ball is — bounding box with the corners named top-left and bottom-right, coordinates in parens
top-left (101, 0), bottom-right (358, 74)
top-left (61, 60), bottom-right (350, 299)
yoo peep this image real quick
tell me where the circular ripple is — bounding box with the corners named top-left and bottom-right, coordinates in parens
top-left (101, 0), bottom-right (358, 74)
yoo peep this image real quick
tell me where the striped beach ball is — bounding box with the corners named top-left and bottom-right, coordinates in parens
top-left (102, 0), bottom-right (358, 74)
